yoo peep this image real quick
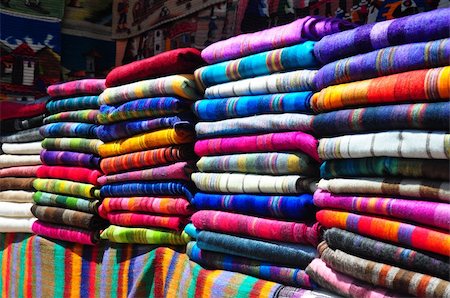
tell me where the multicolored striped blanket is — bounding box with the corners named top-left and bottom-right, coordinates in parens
top-left (47, 79), bottom-right (106, 97)
top-left (46, 96), bottom-right (100, 114)
top-left (42, 138), bottom-right (103, 155)
top-left (44, 110), bottom-right (100, 124)
top-left (40, 123), bottom-right (99, 139)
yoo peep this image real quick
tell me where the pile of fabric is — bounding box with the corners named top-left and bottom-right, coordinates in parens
top-left (0, 99), bottom-right (47, 233)
top-left (96, 48), bottom-right (204, 245)
top-left (304, 8), bottom-right (450, 297)
top-left (31, 79), bottom-right (108, 245)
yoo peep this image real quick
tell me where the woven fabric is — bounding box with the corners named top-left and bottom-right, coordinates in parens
top-left (31, 205), bottom-right (104, 230)
top-left (33, 179), bottom-right (99, 200)
top-left (33, 191), bottom-right (99, 214)
top-left (1, 142), bottom-right (42, 155)
top-left (105, 212), bottom-right (187, 231)
top-left (0, 165), bottom-right (40, 178)
top-left (99, 197), bottom-right (192, 216)
top-left (1, 127), bottom-right (43, 143)
top-left (0, 190), bottom-right (34, 203)
top-left (316, 210), bottom-right (450, 256)
top-left (100, 182), bottom-right (195, 201)
top-left (0, 100), bottom-right (46, 121)
top-left (36, 166), bottom-right (102, 186)
top-left (0, 217), bottom-right (35, 232)
top-left (311, 67), bottom-right (450, 112)
top-left (100, 225), bottom-right (190, 245)
top-left (40, 123), bottom-right (99, 139)
top-left (42, 138), bottom-right (103, 155)
top-left (184, 223), bottom-right (199, 239)
top-left (0, 154), bottom-right (42, 169)
top-left (32, 220), bottom-right (99, 245)
top-left (195, 42), bottom-right (317, 88)
top-left (47, 79), bottom-right (106, 97)
top-left (0, 114), bottom-right (44, 134)
top-left (0, 177), bottom-right (35, 191)
top-left (0, 202), bottom-right (33, 217)
top-left (43, 110), bottom-right (100, 124)
top-left (40, 150), bottom-right (100, 169)
top-left (194, 92), bottom-right (313, 121)
top-left (46, 96), bottom-right (99, 114)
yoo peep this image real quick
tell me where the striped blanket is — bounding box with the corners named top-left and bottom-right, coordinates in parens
top-left (46, 96), bottom-right (99, 114)
top-left (33, 178), bottom-right (99, 200)
top-left (32, 220), bottom-right (99, 245)
top-left (100, 225), bottom-right (190, 245)
top-left (42, 138), bottom-right (103, 155)
top-left (33, 191), bottom-right (99, 214)
top-left (104, 212), bottom-right (187, 231)
top-left (100, 182), bottom-right (195, 201)
top-left (36, 166), bottom-right (102, 186)
top-left (40, 123), bottom-right (99, 139)
top-left (47, 79), bottom-right (106, 97)
top-left (43, 110), bottom-right (100, 124)
top-left (31, 205), bottom-right (104, 230)
top-left (99, 197), bottom-right (192, 216)
top-left (41, 150), bottom-right (100, 169)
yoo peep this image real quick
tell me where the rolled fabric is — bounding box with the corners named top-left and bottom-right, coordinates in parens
top-left (0, 202), bottom-right (32, 217)
top-left (191, 192), bottom-right (314, 220)
top-left (99, 197), bottom-right (192, 216)
top-left (195, 42), bottom-right (317, 88)
top-left (0, 114), bottom-right (45, 133)
top-left (0, 177), bottom-right (35, 191)
top-left (314, 190), bottom-right (450, 230)
top-left (0, 154), bottom-right (42, 168)
top-left (33, 178), bottom-right (99, 199)
top-left (98, 127), bottom-right (194, 158)
top-left (36, 165), bottom-right (102, 185)
top-left (42, 138), bottom-right (103, 155)
top-left (0, 100), bottom-right (46, 121)
top-left (184, 223), bottom-right (199, 239)
top-left (312, 67), bottom-right (450, 112)
top-left (314, 8), bottom-right (450, 64)
top-left (99, 145), bottom-right (195, 175)
top-left (30, 205), bottom-right (104, 230)
top-left (46, 96), bottom-right (99, 114)
top-left (194, 92), bottom-right (313, 121)
top-left (40, 123), bottom-right (99, 139)
top-left (192, 173), bottom-right (316, 194)
top-left (320, 157), bottom-right (449, 181)
top-left (43, 110), bottom-right (100, 124)
top-left (195, 113), bottom-right (313, 138)
top-left (98, 75), bottom-right (199, 105)
top-left (192, 210), bottom-right (320, 245)
top-left (316, 210), bottom-right (450, 256)
top-left (105, 212), bottom-right (187, 231)
top-left (324, 228), bottom-right (449, 280)
top-left (100, 182), bottom-right (194, 201)
top-left (0, 190), bottom-right (34, 203)
top-left (197, 230), bottom-right (316, 267)
top-left (0, 217), bottom-right (36, 233)
top-left (1, 127), bottom-right (43, 143)
top-left (33, 191), bottom-right (99, 214)
top-left (187, 242), bottom-right (316, 289)
top-left (195, 131), bottom-right (320, 161)
top-left (32, 220), bottom-right (99, 245)
top-left (40, 150), bottom-right (100, 169)
top-left (97, 97), bottom-right (190, 124)
top-left (47, 79), bottom-right (106, 97)
top-left (99, 224), bottom-right (190, 244)
top-left (0, 165), bottom-right (40, 178)
top-left (197, 152), bottom-right (319, 176)
top-left (1, 142), bottom-right (42, 155)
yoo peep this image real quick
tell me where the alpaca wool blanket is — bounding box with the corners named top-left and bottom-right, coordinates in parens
top-left (316, 210), bottom-right (450, 256)
top-left (204, 70), bottom-right (317, 98)
top-left (100, 225), bottom-right (190, 245)
top-left (33, 179), bottom-right (99, 200)
top-left (197, 152), bottom-right (319, 176)
top-left (311, 67), bottom-right (450, 112)
top-left (100, 182), bottom-right (195, 201)
top-left (32, 220), bottom-right (99, 245)
top-left (311, 102), bottom-right (450, 137)
top-left (324, 228), bottom-right (450, 280)
top-left (314, 190), bottom-right (450, 230)
top-left (40, 150), bottom-right (100, 169)
top-left (47, 79), bottom-right (106, 97)
top-left (321, 157), bottom-right (449, 181)
top-left (1, 142), bottom-right (42, 155)
top-left (191, 193), bottom-right (315, 220)
top-left (195, 131), bottom-right (320, 161)
top-left (31, 205), bottom-right (105, 230)
top-left (98, 75), bottom-right (199, 106)
top-left (99, 196), bottom-right (192, 216)
top-left (318, 131), bottom-right (450, 160)
top-left (192, 210), bottom-right (320, 245)
top-left (0, 202), bottom-right (32, 217)
top-left (0, 154), bottom-right (41, 168)
top-left (0, 190), bottom-right (34, 203)
top-left (40, 123), bottom-right (99, 139)
top-left (0, 217), bottom-right (35, 233)
top-left (192, 173), bottom-right (316, 194)
top-left (42, 138), bottom-right (103, 155)
top-left (104, 212), bottom-right (187, 231)
top-left (1, 127), bottom-right (43, 143)
top-left (194, 92), bottom-right (313, 121)
top-left (33, 191), bottom-right (99, 214)
top-left (98, 127), bottom-right (194, 158)
top-left (201, 16), bottom-right (354, 63)
top-left (43, 110), bottom-right (99, 124)
top-left (36, 166), bottom-right (102, 186)
top-left (0, 165), bottom-right (39, 178)
top-left (0, 100), bottom-right (46, 121)
top-left (195, 42), bottom-right (317, 88)
top-left (46, 96), bottom-right (99, 114)
top-left (195, 113), bottom-right (313, 139)
top-left (0, 177), bottom-right (35, 191)
top-left (197, 231), bottom-right (316, 268)
top-left (0, 114), bottom-right (44, 133)
top-left (106, 48), bottom-right (205, 87)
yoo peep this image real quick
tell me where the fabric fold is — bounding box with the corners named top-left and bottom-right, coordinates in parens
top-left (36, 165), bottom-right (102, 185)
top-left (100, 225), bottom-right (190, 244)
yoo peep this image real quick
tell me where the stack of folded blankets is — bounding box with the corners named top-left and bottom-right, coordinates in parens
top-left (0, 99), bottom-right (48, 233)
top-left (304, 8), bottom-right (450, 298)
top-left (96, 48), bottom-right (204, 246)
top-left (31, 79), bottom-right (108, 245)
top-left (186, 16), bottom-right (354, 288)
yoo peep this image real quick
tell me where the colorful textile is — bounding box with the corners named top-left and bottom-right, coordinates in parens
top-left (1, 127), bottom-right (43, 143)
top-left (0, 114), bottom-right (44, 133)
top-left (40, 123), bottom-right (99, 139)
top-left (311, 67), bottom-right (450, 112)
top-left (98, 127), bottom-right (195, 158)
top-left (98, 75), bottom-right (199, 105)
top-left (0, 100), bottom-right (46, 121)
top-left (316, 210), bottom-right (450, 256)
top-left (105, 212), bottom-right (187, 231)
top-left (36, 166), bottom-right (102, 186)
top-left (100, 182), bottom-right (194, 201)
top-left (0, 202), bottom-right (33, 217)
top-left (47, 79), bottom-right (106, 97)
top-left (184, 223), bottom-right (199, 239)
top-left (318, 131), bottom-right (450, 160)
top-left (100, 225), bottom-right (190, 245)
top-left (33, 191), bottom-right (99, 214)
top-left (195, 42), bottom-right (317, 88)
top-left (0, 154), bottom-right (42, 169)
top-left (0, 190), bottom-right (34, 203)
top-left (33, 179), bottom-right (99, 199)
top-left (99, 197), bottom-right (192, 216)
top-left (46, 96), bottom-right (99, 114)
top-left (42, 138), bottom-right (103, 155)
top-left (31, 205), bottom-right (104, 230)
top-left (32, 220), bottom-right (99, 245)
top-left (194, 92), bottom-right (313, 121)
top-left (0, 166), bottom-right (39, 178)
top-left (0, 177), bottom-right (35, 191)
top-left (311, 102), bottom-right (450, 136)
top-left (0, 217), bottom-right (35, 232)
top-left (1, 142), bottom-right (42, 155)
top-left (43, 110), bottom-right (100, 124)
top-left (40, 150), bottom-right (100, 169)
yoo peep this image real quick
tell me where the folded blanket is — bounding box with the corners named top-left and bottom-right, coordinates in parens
top-left (1, 127), bottom-right (43, 143)
top-left (314, 190), bottom-right (450, 230)
top-left (204, 70), bottom-right (317, 98)
top-left (42, 138), bottom-right (103, 155)
top-left (197, 152), bottom-right (319, 176)
top-left (46, 96), bottom-right (99, 114)
top-left (324, 228), bottom-right (449, 280)
top-left (0, 100), bottom-right (46, 121)
top-left (318, 131), bottom-right (450, 160)
top-left (40, 123), bottom-right (99, 139)
top-left (33, 178), bottom-right (99, 199)
top-left (104, 212), bottom-right (187, 231)
top-left (0, 165), bottom-right (39, 178)
top-left (0, 202), bottom-right (32, 217)
top-left (201, 16), bottom-right (354, 63)
top-left (47, 79), bottom-right (106, 97)
top-left (40, 150), bottom-right (100, 169)
top-left (0, 216), bottom-right (35, 233)
top-left (0, 177), bottom-right (35, 191)
top-left (195, 113), bottom-right (313, 138)
top-left (187, 242), bottom-right (315, 288)
top-left (0, 154), bottom-right (41, 168)
top-left (194, 92), bottom-right (313, 121)
top-left (191, 193), bottom-right (314, 220)
top-left (195, 42), bottom-right (317, 88)
top-left (97, 97), bottom-right (190, 124)
top-left (195, 131), bottom-right (319, 161)
top-left (100, 182), bottom-right (194, 201)
top-left (98, 127), bottom-right (194, 158)
top-left (197, 230), bottom-right (316, 267)
top-left (192, 210), bottom-right (320, 245)
top-left (321, 157), bottom-right (449, 181)
top-left (31, 205), bottom-right (105, 230)
top-left (0, 190), bottom-right (34, 203)
top-left (33, 191), bottom-right (99, 214)
top-left (36, 165), bottom-right (102, 185)
top-left (0, 114), bottom-right (45, 133)
top-left (43, 110), bottom-right (99, 124)
top-left (106, 48), bottom-right (205, 87)
top-left (312, 67), bottom-right (450, 112)
top-left (317, 210), bottom-right (450, 256)
top-left (99, 145), bottom-right (195, 175)
top-left (318, 178), bottom-right (450, 202)
top-left (98, 162), bottom-right (194, 185)
top-left (99, 197), bottom-right (192, 216)
top-left (184, 223), bottom-right (199, 239)
top-left (100, 225), bottom-right (190, 244)
top-left (31, 220), bottom-right (99, 245)
top-left (1, 142), bottom-right (42, 155)
top-left (98, 75), bottom-right (199, 105)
